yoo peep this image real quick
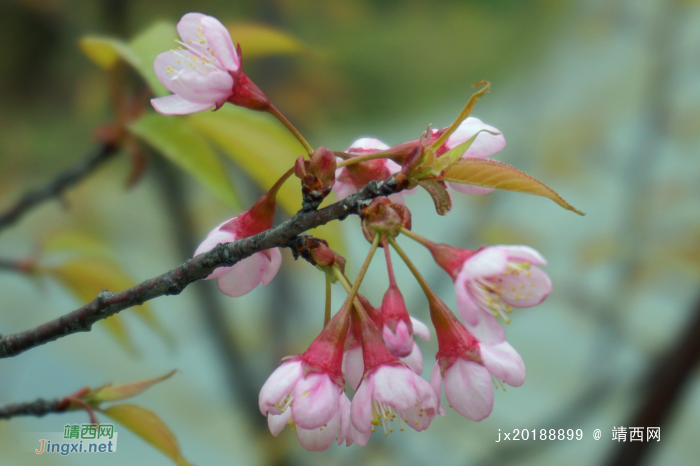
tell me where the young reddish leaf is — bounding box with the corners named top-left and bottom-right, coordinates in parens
top-left (102, 404), bottom-right (193, 466)
top-left (417, 180), bottom-right (453, 215)
top-left (438, 158), bottom-right (585, 215)
top-left (87, 370), bottom-right (177, 404)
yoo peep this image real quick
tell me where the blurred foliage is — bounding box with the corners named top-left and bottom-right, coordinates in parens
top-left (1, 0), bottom-right (700, 465)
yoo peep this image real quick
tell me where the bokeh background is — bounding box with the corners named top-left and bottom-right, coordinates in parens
top-left (1, 0), bottom-right (699, 465)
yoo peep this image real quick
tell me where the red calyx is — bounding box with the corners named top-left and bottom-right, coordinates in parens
top-left (223, 191), bottom-right (277, 238)
top-left (427, 293), bottom-right (481, 371)
top-left (227, 71), bottom-right (270, 112)
top-left (302, 305), bottom-right (351, 387)
top-left (351, 303), bottom-right (400, 373)
top-left (424, 242), bottom-right (475, 281)
top-left (379, 284), bottom-right (413, 334)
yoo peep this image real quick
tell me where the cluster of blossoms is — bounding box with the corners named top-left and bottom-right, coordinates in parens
top-left (153, 13), bottom-right (557, 451)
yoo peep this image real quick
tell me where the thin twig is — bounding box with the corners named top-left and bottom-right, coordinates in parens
top-left (0, 398), bottom-right (64, 420)
top-left (0, 143), bottom-right (119, 233)
top-left (0, 176), bottom-right (407, 358)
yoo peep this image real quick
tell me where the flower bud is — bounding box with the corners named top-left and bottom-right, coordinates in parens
top-left (295, 147), bottom-right (337, 210)
top-left (360, 198), bottom-right (412, 242)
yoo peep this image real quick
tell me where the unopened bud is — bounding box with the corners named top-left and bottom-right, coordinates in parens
top-left (360, 198), bottom-right (412, 242)
top-left (295, 147), bottom-right (337, 210)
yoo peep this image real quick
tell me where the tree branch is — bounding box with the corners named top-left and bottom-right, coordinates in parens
top-left (0, 398), bottom-right (64, 420)
top-left (0, 142), bottom-right (119, 233)
top-left (0, 176), bottom-right (406, 358)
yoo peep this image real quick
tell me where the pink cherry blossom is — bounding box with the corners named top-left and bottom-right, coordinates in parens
top-left (260, 303), bottom-right (353, 450)
top-left (427, 293), bottom-right (525, 421)
top-left (350, 364), bottom-right (438, 440)
top-left (343, 317), bottom-right (428, 390)
top-left (433, 116), bottom-right (506, 195)
top-left (334, 138), bottom-right (406, 204)
top-left (454, 245), bottom-right (551, 343)
top-left (260, 360), bottom-right (351, 451)
top-left (194, 217), bottom-right (281, 297)
top-left (430, 340), bottom-right (525, 422)
top-left (151, 13), bottom-right (268, 115)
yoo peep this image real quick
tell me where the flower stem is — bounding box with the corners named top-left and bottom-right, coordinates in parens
top-left (381, 236), bottom-right (397, 288)
top-left (399, 227), bottom-right (435, 249)
top-left (267, 105), bottom-right (314, 155)
top-left (387, 236), bottom-right (433, 299)
top-left (268, 167), bottom-right (295, 198)
top-left (324, 272), bottom-right (332, 326)
top-left (336, 151), bottom-right (395, 168)
top-left (429, 81), bottom-right (490, 151)
top-left (332, 233), bottom-right (380, 315)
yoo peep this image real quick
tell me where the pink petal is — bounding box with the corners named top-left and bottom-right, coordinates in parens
top-left (372, 365), bottom-right (417, 412)
top-left (449, 181), bottom-right (495, 195)
top-left (382, 321), bottom-right (413, 357)
top-left (455, 280), bottom-right (506, 344)
top-left (387, 192), bottom-right (406, 205)
top-left (176, 13), bottom-right (211, 59)
top-left (337, 393), bottom-right (351, 446)
top-left (260, 247), bottom-right (282, 286)
top-left (259, 360), bottom-right (303, 415)
top-left (216, 253), bottom-right (268, 297)
top-left (168, 68), bottom-right (233, 104)
top-left (445, 117), bottom-right (506, 158)
top-left (501, 245), bottom-right (548, 265)
top-left (201, 15), bottom-right (240, 72)
top-left (350, 375), bottom-right (375, 433)
top-left (296, 407), bottom-right (340, 451)
top-left (267, 409), bottom-right (292, 436)
top-left (429, 363), bottom-right (446, 416)
top-left (151, 94), bottom-right (215, 115)
top-left (333, 180), bottom-right (357, 201)
top-left (443, 359), bottom-right (494, 421)
top-left (342, 347), bottom-right (364, 391)
top-left (154, 51), bottom-right (188, 94)
top-left (400, 342), bottom-right (423, 375)
top-left (348, 138), bottom-right (390, 152)
top-left (347, 422), bottom-right (372, 446)
top-left (403, 374), bottom-right (438, 431)
top-left (457, 247), bottom-right (508, 281)
top-left (193, 222), bottom-right (238, 279)
top-left (292, 372), bottom-right (339, 429)
top-left (411, 317), bottom-right (431, 341)
top-left (479, 341), bottom-right (526, 387)
top-left (497, 265), bottom-right (551, 308)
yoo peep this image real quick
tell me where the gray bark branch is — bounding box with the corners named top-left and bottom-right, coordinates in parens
top-left (0, 177), bottom-right (404, 358)
top-left (0, 143), bottom-right (119, 233)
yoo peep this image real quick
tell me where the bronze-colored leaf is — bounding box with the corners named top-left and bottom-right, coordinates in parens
top-left (417, 180), bottom-right (452, 215)
top-left (438, 158), bottom-right (585, 215)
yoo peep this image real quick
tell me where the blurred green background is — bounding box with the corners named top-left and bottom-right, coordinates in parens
top-left (1, 0), bottom-right (699, 465)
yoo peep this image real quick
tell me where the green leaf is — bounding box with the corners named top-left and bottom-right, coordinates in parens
top-left (88, 370), bottom-right (177, 404)
top-left (434, 128), bottom-right (500, 171)
top-left (102, 404), bottom-right (193, 466)
top-left (129, 112), bottom-right (239, 210)
top-left (79, 36), bottom-right (140, 70)
top-left (47, 257), bottom-right (173, 353)
top-left (227, 22), bottom-right (306, 58)
top-left (189, 105), bottom-right (306, 216)
top-left (128, 22), bottom-right (179, 97)
top-left (417, 180), bottom-right (452, 215)
top-left (80, 23), bottom-right (177, 97)
top-left (437, 158), bottom-right (585, 215)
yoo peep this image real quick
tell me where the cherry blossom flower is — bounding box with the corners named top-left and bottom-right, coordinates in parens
top-left (427, 294), bottom-right (525, 421)
top-left (348, 307), bottom-right (438, 441)
top-left (259, 304), bottom-right (352, 451)
top-left (151, 13), bottom-right (268, 115)
top-left (342, 296), bottom-right (429, 390)
top-left (431, 117), bottom-right (506, 195)
top-left (424, 241), bottom-right (551, 344)
top-left (334, 138), bottom-right (406, 204)
top-left (194, 189), bottom-right (281, 297)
